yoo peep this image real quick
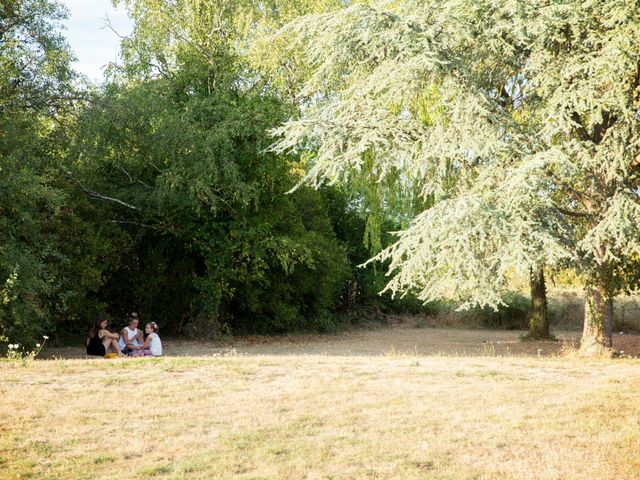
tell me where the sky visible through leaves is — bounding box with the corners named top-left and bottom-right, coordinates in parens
top-left (60, 0), bottom-right (132, 82)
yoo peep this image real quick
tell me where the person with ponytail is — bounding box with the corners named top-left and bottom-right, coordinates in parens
top-left (139, 322), bottom-right (162, 356)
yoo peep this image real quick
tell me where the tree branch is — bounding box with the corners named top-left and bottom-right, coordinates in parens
top-left (119, 165), bottom-right (133, 183)
top-left (544, 167), bottom-right (595, 212)
top-left (592, 110), bottom-right (617, 144)
top-left (554, 204), bottom-right (593, 218)
top-left (78, 183), bottom-right (139, 210)
top-left (103, 14), bottom-right (172, 80)
top-left (108, 220), bottom-right (156, 229)
top-left (85, 189), bottom-right (139, 210)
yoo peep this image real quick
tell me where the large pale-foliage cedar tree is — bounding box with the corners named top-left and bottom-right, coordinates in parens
top-left (271, 0), bottom-right (640, 354)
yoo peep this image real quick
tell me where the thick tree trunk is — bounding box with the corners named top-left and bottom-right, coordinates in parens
top-left (581, 280), bottom-right (613, 355)
top-left (528, 265), bottom-right (550, 339)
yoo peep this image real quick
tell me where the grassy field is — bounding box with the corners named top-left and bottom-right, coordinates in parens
top-left (2, 327), bottom-right (640, 480)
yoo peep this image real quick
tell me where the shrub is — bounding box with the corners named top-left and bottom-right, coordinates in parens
top-left (472, 292), bottom-right (530, 330)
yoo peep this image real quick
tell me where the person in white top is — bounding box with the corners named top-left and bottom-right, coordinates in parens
top-left (119, 313), bottom-right (144, 354)
top-left (140, 322), bottom-right (162, 356)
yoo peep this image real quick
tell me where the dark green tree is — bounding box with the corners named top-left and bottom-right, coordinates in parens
top-left (0, 0), bottom-right (107, 344)
top-left (70, 0), bottom-right (351, 335)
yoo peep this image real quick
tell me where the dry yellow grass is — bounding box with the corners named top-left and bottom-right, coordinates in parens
top-left (2, 327), bottom-right (640, 480)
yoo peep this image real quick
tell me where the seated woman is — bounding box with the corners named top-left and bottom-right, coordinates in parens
top-left (140, 322), bottom-right (162, 356)
top-left (86, 316), bottom-right (124, 357)
top-left (119, 313), bottom-right (144, 354)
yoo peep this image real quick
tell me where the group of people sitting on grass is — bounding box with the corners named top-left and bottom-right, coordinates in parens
top-left (86, 312), bottom-right (162, 358)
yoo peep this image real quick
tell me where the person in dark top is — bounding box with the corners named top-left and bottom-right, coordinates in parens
top-left (86, 316), bottom-right (124, 357)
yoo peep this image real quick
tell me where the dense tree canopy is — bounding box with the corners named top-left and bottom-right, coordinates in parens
top-left (0, 0), bottom-right (103, 343)
top-left (2, 0), bottom-right (361, 344)
top-left (270, 0), bottom-right (640, 354)
top-left (66, 0), bottom-right (367, 335)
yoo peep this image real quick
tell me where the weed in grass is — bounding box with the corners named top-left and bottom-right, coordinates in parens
top-left (27, 440), bottom-right (52, 455)
top-left (480, 342), bottom-right (496, 356)
top-left (93, 456), bottom-right (116, 465)
top-left (407, 460), bottom-right (436, 471)
top-left (139, 464), bottom-right (173, 477)
top-left (101, 376), bottom-right (119, 386)
top-left (1, 335), bottom-right (49, 367)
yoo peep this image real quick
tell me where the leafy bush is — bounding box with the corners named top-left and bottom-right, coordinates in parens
top-left (473, 292), bottom-right (530, 330)
top-left (414, 292), bottom-right (531, 330)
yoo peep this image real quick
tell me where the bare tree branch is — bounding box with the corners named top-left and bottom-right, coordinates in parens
top-left (102, 13), bottom-right (172, 80)
top-left (554, 204), bottom-right (593, 218)
top-left (85, 189), bottom-right (139, 210)
top-left (78, 183), bottom-right (139, 210)
top-left (108, 220), bottom-right (156, 229)
top-left (119, 165), bottom-right (133, 183)
top-left (102, 13), bottom-right (128, 40)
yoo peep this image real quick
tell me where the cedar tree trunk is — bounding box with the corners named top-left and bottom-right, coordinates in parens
top-left (528, 265), bottom-right (550, 339)
top-left (581, 270), bottom-right (613, 355)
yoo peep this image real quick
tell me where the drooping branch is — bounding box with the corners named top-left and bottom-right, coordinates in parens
top-left (118, 165), bottom-right (133, 183)
top-left (77, 183), bottom-right (139, 210)
top-left (118, 165), bottom-right (152, 189)
top-left (554, 204), bottom-right (593, 218)
top-left (108, 219), bottom-right (156, 229)
top-left (84, 188), bottom-right (139, 210)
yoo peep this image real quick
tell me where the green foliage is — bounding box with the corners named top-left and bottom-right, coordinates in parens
top-left (19, 0), bottom-right (640, 348)
top-left (269, 0), bottom-right (640, 350)
top-left (0, 116), bottom-right (121, 343)
top-left (0, 0), bottom-right (76, 112)
top-left (473, 292), bottom-right (530, 331)
top-left (2, 0), bottom-right (389, 344)
top-left (73, 82), bottom-right (351, 332)
top-left (0, 0), bottom-right (111, 344)
top-left (322, 187), bottom-right (428, 316)
top-left (68, 0), bottom-right (353, 336)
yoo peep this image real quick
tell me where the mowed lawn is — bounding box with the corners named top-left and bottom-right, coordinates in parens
top-left (1, 328), bottom-right (640, 480)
